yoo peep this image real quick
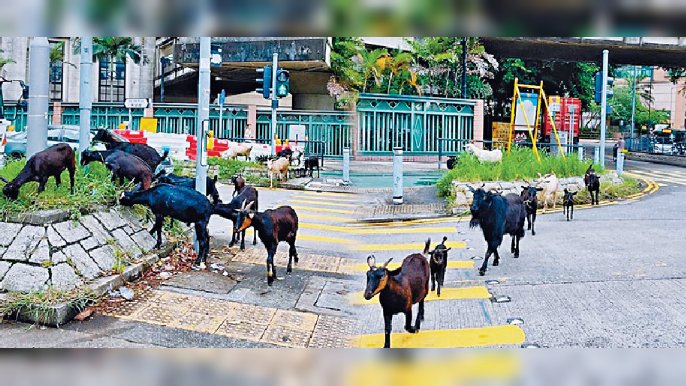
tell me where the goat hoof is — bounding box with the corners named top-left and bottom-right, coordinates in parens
top-left (478, 269), bottom-right (486, 276)
top-left (431, 285), bottom-right (435, 291)
top-left (532, 232), bottom-right (536, 236)
top-left (287, 266), bottom-right (292, 273)
top-left (514, 254), bottom-right (519, 259)
top-left (493, 261), bottom-right (499, 266)
top-left (405, 326), bottom-right (417, 334)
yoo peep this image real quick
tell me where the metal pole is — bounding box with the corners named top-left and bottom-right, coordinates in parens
top-left (616, 151), bottom-right (624, 175)
top-left (79, 37), bottom-right (93, 156)
top-left (630, 66), bottom-right (636, 142)
top-left (461, 37), bottom-right (468, 98)
top-left (26, 37), bottom-right (50, 158)
top-left (393, 147), bottom-right (403, 205)
top-left (128, 108), bottom-right (132, 130)
top-left (218, 94), bottom-right (224, 138)
top-left (578, 145), bottom-right (584, 161)
top-left (271, 52), bottom-right (278, 155)
top-left (599, 49), bottom-right (609, 167)
top-left (160, 58), bottom-right (166, 103)
top-left (195, 37), bottom-right (210, 196)
top-left (342, 147), bottom-right (350, 184)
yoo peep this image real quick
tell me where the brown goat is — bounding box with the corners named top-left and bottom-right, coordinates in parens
top-left (364, 239), bottom-right (431, 348)
top-left (1, 143), bottom-right (75, 200)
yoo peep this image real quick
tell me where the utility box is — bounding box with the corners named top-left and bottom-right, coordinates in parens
top-left (543, 96), bottom-right (582, 144)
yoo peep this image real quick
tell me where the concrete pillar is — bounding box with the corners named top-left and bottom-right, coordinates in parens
top-left (195, 37), bottom-right (210, 196)
top-left (616, 152), bottom-right (624, 175)
top-left (350, 110), bottom-right (358, 159)
top-left (51, 102), bottom-right (62, 124)
top-left (245, 104), bottom-right (257, 139)
top-left (79, 37), bottom-right (93, 155)
top-left (473, 99), bottom-right (484, 148)
top-left (26, 37), bottom-right (50, 158)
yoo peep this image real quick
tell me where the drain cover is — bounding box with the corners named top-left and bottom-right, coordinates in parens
top-left (470, 256), bottom-right (483, 260)
top-left (507, 317), bottom-right (524, 325)
top-left (485, 279), bottom-right (500, 285)
top-left (521, 343), bottom-right (541, 348)
top-left (491, 295), bottom-right (511, 303)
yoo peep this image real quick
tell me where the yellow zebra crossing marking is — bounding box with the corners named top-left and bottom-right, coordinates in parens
top-left (297, 213), bottom-right (353, 223)
top-left (352, 240), bottom-right (466, 251)
top-left (297, 234), bottom-right (353, 244)
top-left (350, 286), bottom-right (491, 306)
top-left (347, 260), bottom-right (474, 273)
top-left (295, 193), bottom-right (358, 203)
top-left (299, 222), bottom-right (457, 235)
top-left (291, 205), bottom-right (355, 215)
top-left (352, 325), bottom-right (526, 348)
top-left (288, 199), bottom-right (358, 208)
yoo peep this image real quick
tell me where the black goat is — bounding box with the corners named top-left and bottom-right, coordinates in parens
top-left (1, 143), bottom-right (75, 200)
top-left (80, 149), bottom-right (119, 166)
top-left (155, 171), bottom-right (221, 205)
top-left (230, 174), bottom-right (245, 197)
top-left (119, 184), bottom-right (213, 267)
top-left (446, 156), bottom-right (457, 170)
top-left (93, 129), bottom-right (168, 172)
top-left (364, 240), bottom-right (431, 348)
top-left (82, 149), bottom-right (153, 190)
top-left (563, 189), bottom-right (577, 221)
top-left (304, 156), bottom-right (320, 177)
top-left (429, 236), bottom-right (451, 297)
top-left (213, 185), bottom-right (259, 250)
top-left (234, 204), bottom-right (298, 286)
top-left (520, 185), bottom-right (542, 236)
top-left (584, 164), bottom-right (601, 205)
top-left (469, 187), bottom-right (526, 276)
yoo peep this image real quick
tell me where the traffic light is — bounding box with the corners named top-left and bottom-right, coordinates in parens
top-left (275, 69), bottom-right (290, 98)
top-left (594, 72), bottom-right (614, 103)
top-left (255, 66), bottom-right (272, 99)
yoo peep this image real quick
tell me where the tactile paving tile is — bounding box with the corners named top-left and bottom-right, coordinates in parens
top-left (129, 305), bottom-right (186, 326)
top-left (308, 315), bottom-right (357, 348)
top-left (336, 259), bottom-right (359, 274)
top-left (271, 309), bottom-right (318, 331)
top-left (225, 303), bottom-right (276, 325)
top-left (187, 298), bottom-right (243, 317)
top-left (99, 288), bottom-right (157, 318)
top-left (168, 311), bottom-right (226, 334)
top-left (260, 325), bottom-right (312, 348)
top-left (215, 319), bottom-right (268, 341)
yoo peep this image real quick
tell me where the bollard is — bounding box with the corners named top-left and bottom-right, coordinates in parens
top-left (594, 146), bottom-right (600, 165)
top-left (577, 146), bottom-right (584, 162)
top-left (393, 147), bottom-right (403, 205)
top-left (616, 151), bottom-right (624, 175)
top-left (342, 147), bottom-right (350, 184)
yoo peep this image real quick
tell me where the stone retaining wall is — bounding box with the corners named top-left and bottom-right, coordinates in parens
top-left (451, 173), bottom-right (625, 207)
top-left (0, 208), bottom-right (160, 293)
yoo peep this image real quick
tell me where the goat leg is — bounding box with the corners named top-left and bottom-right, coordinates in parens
top-left (240, 229), bottom-right (246, 251)
top-left (510, 236), bottom-right (516, 254)
top-left (430, 271), bottom-right (436, 292)
top-left (383, 312), bottom-right (393, 348)
top-left (494, 249), bottom-right (501, 266)
top-left (514, 236), bottom-right (520, 258)
top-left (404, 310), bottom-right (417, 333)
top-left (37, 177), bottom-right (48, 193)
top-left (479, 249), bottom-right (493, 276)
top-left (54, 173), bottom-right (62, 187)
top-left (414, 301), bottom-right (424, 330)
top-left (68, 166), bottom-right (75, 194)
top-left (531, 212), bottom-right (537, 236)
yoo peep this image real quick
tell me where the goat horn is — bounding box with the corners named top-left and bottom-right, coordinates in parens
top-left (367, 255), bottom-right (376, 268)
top-left (246, 201), bottom-right (254, 210)
top-left (0, 176), bottom-right (8, 184)
top-left (240, 199), bottom-right (247, 211)
top-left (382, 258), bottom-right (393, 268)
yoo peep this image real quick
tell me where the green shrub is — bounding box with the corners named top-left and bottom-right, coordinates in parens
top-left (437, 149), bottom-right (605, 197)
top-left (0, 159), bottom-right (122, 220)
top-left (209, 158), bottom-right (263, 180)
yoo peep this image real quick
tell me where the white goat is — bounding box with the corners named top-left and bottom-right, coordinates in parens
top-left (536, 172), bottom-right (561, 211)
top-left (268, 157), bottom-right (290, 188)
top-left (223, 143), bottom-right (253, 161)
top-left (464, 143), bottom-right (503, 162)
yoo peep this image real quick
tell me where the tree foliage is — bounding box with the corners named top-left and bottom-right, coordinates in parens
top-left (0, 48), bottom-right (14, 72)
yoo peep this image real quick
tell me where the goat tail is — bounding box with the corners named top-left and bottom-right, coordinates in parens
top-left (423, 238), bottom-right (431, 255)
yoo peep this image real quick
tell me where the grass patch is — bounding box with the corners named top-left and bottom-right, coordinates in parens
top-left (0, 287), bottom-right (96, 324)
top-left (174, 158), bottom-right (274, 187)
top-left (0, 159), bottom-right (122, 220)
top-left (437, 149), bottom-right (605, 196)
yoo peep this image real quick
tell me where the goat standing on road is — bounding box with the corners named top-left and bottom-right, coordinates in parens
top-left (469, 186), bottom-right (526, 276)
top-left (231, 174), bottom-right (245, 197)
top-left (119, 184), bottom-right (214, 268)
top-left (563, 189), bottom-right (577, 221)
top-left (364, 239), bottom-right (431, 348)
top-left (520, 185), bottom-right (542, 235)
top-left (429, 237), bottom-right (451, 297)
top-left (213, 185), bottom-right (259, 250)
top-left (536, 173), bottom-right (560, 212)
top-left (234, 203), bottom-right (299, 286)
top-left (584, 165), bottom-right (601, 205)
top-left (1, 143), bottom-right (75, 200)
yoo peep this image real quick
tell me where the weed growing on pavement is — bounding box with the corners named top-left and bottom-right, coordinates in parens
top-left (0, 287), bottom-right (96, 325)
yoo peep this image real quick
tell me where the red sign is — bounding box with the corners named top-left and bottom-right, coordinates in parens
top-left (544, 97), bottom-right (582, 138)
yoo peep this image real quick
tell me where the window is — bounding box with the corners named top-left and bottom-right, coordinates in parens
top-left (49, 41), bottom-right (64, 102)
top-left (99, 58), bottom-right (126, 102)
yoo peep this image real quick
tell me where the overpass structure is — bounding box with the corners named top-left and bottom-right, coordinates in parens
top-left (482, 37), bottom-right (686, 66)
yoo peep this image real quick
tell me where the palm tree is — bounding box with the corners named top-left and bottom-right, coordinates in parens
top-left (353, 48), bottom-right (389, 93)
top-left (75, 37), bottom-right (146, 101)
top-left (386, 52), bottom-right (413, 94)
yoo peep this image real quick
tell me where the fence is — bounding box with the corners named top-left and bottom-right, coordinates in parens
top-left (356, 93), bottom-right (476, 156)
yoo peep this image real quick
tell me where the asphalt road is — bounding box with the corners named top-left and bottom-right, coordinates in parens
top-left (1, 159), bottom-right (685, 348)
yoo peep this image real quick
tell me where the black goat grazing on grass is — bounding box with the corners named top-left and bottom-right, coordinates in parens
top-left (154, 171), bottom-right (221, 205)
top-left (230, 174), bottom-right (245, 197)
top-left (234, 203), bottom-right (298, 286)
top-left (469, 186), bottom-right (526, 276)
top-left (82, 150), bottom-right (153, 190)
top-left (429, 236), bottom-right (451, 297)
top-left (0, 143), bottom-right (75, 200)
top-left (93, 129), bottom-right (169, 172)
top-left (563, 189), bottom-right (577, 221)
top-left (119, 184), bottom-right (213, 267)
top-left (520, 185), bottom-right (542, 235)
top-left (584, 164), bottom-right (601, 205)
top-left (364, 239), bottom-right (431, 348)
top-left (213, 185), bottom-right (259, 250)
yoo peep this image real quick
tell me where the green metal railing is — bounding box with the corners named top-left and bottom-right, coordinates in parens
top-left (356, 93), bottom-right (476, 156)
top-left (256, 110), bottom-right (354, 158)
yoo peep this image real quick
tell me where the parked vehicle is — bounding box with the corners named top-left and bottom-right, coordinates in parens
top-left (3, 125), bottom-right (106, 159)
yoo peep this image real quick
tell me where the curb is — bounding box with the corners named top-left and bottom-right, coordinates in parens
top-left (356, 212), bottom-right (450, 223)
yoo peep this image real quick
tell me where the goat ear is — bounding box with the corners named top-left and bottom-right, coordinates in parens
top-left (467, 185), bottom-right (475, 193)
top-left (367, 255), bottom-right (376, 268)
top-left (446, 247), bottom-right (452, 252)
top-left (382, 258), bottom-right (393, 268)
